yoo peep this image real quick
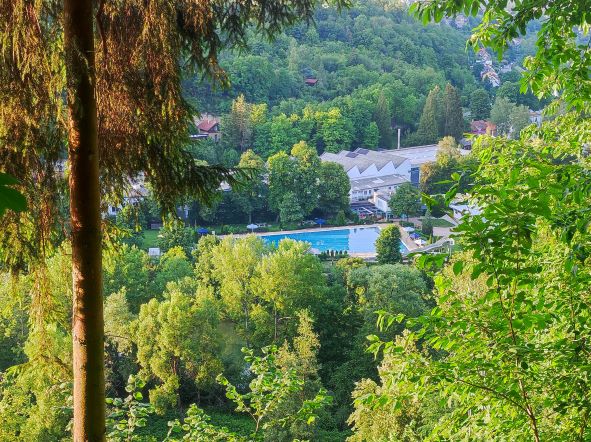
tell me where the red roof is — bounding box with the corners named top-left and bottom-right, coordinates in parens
top-left (197, 120), bottom-right (219, 132)
top-left (305, 78), bottom-right (318, 85)
top-left (470, 120), bottom-right (495, 135)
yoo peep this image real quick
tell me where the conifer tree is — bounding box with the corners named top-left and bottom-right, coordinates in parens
top-left (0, 1), bottom-right (347, 439)
top-left (469, 88), bottom-right (491, 120)
top-left (416, 86), bottom-right (441, 145)
top-left (373, 93), bottom-right (394, 149)
top-left (443, 83), bottom-right (464, 141)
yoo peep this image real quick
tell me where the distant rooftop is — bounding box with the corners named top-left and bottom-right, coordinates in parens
top-left (321, 144), bottom-right (469, 172)
top-left (350, 174), bottom-right (408, 192)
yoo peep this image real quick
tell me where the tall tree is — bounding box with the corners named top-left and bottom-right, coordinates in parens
top-left (469, 88), bottom-right (491, 120)
top-left (416, 86), bottom-right (441, 145)
top-left (0, 1), bottom-right (347, 439)
top-left (443, 83), bottom-right (464, 141)
top-left (490, 97), bottom-right (531, 139)
top-left (224, 95), bottom-right (268, 152)
top-left (291, 141), bottom-right (320, 215)
top-left (388, 183), bottom-right (422, 219)
top-left (279, 192), bottom-right (304, 226)
top-left (268, 151), bottom-right (298, 215)
top-left (363, 122), bottom-right (380, 150)
top-left (375, 225), bottom-right (403, 264)
top-left (373, 93), bottom-right (394, 149)
top-left (211, 235), bottom-right (265, 344)
top-left (224, 94), bottom-right (252, 152)
top-left (234, 150), bottom-right (266, 224)
top-left (317, 108), bottom-right (353, 154)
top-left (318, 162), bottom-right (351, 217)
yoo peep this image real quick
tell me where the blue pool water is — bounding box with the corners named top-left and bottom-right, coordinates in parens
top-left (261, 227), bottom-right (406, 254)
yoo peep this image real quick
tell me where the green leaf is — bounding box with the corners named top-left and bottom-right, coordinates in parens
top-left (0, 173), bottom-right (26, 217)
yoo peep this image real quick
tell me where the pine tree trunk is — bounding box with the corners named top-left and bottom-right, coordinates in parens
top-left (64, 0), bottom-right (106, 440)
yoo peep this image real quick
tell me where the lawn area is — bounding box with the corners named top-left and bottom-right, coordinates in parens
top-left (141, 229), bottom-right (160, 249)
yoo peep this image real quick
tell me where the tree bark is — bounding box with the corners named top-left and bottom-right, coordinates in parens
top-left (64, 0), bottom-right (106, 440)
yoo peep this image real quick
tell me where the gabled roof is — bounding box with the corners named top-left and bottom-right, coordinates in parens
top-left (350, 174), bottom-right (409, 192)
top-left (197, 120), bottom-right (219, 132)
top-left (321, 149), bottom-right (409, 173)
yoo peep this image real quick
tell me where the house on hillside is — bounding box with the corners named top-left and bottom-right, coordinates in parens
top-left (304, 77), bottom-right (318, 86)
top-left (106, 182), bottom-right (149, 217)
top-left (192, 114), bottom-right (221, 141)
top-left (470, 120), bottom-right (497, 136)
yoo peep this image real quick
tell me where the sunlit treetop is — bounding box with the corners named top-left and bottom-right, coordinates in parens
top-left (411, 0), bottom-right (591, 111)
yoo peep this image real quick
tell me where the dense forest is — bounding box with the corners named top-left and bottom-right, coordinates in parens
top-left (185, 1), bottom-right (543, 156)
top-left (1, 0), bottom-right (590, 441)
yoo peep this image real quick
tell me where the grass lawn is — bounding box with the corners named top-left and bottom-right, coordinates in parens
top-left (141, 229), bottom-right (160, 249)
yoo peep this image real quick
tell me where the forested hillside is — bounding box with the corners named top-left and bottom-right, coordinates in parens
top-left (2, 0), bottom-right (589, 441)
top-left (186, 2), bottom-right (480, 146)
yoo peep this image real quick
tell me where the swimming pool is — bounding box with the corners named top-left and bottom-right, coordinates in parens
top-left (261, 227), bottom-right (406, 254)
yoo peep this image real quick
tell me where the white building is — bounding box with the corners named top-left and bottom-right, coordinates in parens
top-left (320, 145), bottom-right (470, 202)
top-left (350, 175), bottom-right (408, 202)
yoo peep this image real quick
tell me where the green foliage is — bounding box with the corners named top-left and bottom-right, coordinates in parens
top-left (362, 115), bottom-right (591, 440)
top-left (106, 375), bottom-right (155, 442)
top-left (469, 88), bottom-right (491, 120)
top-left (420, 136), bottom-right (475, 195)
top-left (490, 96), bottom-right (532, 138)
top-left (224, 95), bottom-right (268, 152)
top-left (234, 150), bottom-right (266, 224)
top-left (165, 344), bottom-right (330, 441)
top-left (103, 245), bottom-right (151, 313)
top-left (373, 93), bottom-right (393, 149)
top-left (443, 83), bottom-right (464, 141)
top-left (318, 162), bottom-right (351, 217)
top-left (421, 209), bottom-right (434, 237)
top-left (375, 225), bottom-right (402, 264)
top-left (388, 183), bottom-right (422, 218)
top-left (211, 235), bottom-right (265, 342)
top-left (290, 141), bottom-right (321, 215)
top-left (415, 86), bottom-right (441, 145)
top-left (134, 290), bottom-right (222, 414)
top-left (151, 247), bottom-right (194, 298)
top-left (217, 345), bottom-right (331, 437)
top-left (254, 240), bottom-right (325, 342)
top-left (349, 264), bottom-right (428, 319)
top-left (265, 310), bottom-right (326, 441)
top-left (334, 210), bottom-right (347, 226)
top-left (363, 122), bottom-right (380, 150)
top-left (411, 0), bottom-right (591, 111)
top-left (0, 247), bottom-right (73, 441)
top-left (166, 405), bottom-right (247, 442)
top-left (157, 219), bottom-right (196, 256)
top-left (278, 192), bottom-right (304, 226)
top-left (317, 108), bottom-right (353, 153)
top-left (0, 173), bottom-right (27, 217)
top-left (266, 141), bottom-right (323, 219)
top-left (267, 151), bottom-right (295, 213)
